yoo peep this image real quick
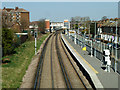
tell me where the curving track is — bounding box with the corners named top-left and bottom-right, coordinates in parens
top-left (34, 31), bottom-right (92, 89)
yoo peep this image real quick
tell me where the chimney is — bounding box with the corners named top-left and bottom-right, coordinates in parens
top-left (15, 7), bottom-right (18, 10)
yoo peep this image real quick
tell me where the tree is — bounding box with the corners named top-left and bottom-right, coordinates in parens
top-left (2, 28), bottom-right (21, 56)
top-left (2, 28), bottom-right (14, 56)
top-left (2, 11), bottom-right (9, 28)
top-left (70, 16), bottom-right (91, 30)
top-left (101, 16), bottom-right (108, 21)
top-left (20, 19), bottom-right (28, 32)
top-left (38, 19), bottom-right (46, 34)
top-left (71, 17), bottom-right (76, 29)
top-left (74, 16), bottom-right (81, 22)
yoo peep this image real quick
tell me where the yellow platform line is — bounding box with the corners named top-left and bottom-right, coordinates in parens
top-left (63, 35), bottom-right (99, 74)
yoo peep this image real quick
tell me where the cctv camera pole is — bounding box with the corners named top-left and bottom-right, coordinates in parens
top-left (115, 21), bottom-right (118, 72)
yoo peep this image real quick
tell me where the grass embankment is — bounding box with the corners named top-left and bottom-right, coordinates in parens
top-left (2, 33), bottom-right (49, 88)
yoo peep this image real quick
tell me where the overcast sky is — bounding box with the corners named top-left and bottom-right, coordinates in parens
top-left (2, 2), bottom-right (118, 22)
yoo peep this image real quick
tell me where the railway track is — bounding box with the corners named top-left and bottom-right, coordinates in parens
top-left (34, 31), bottom-right (92, 89)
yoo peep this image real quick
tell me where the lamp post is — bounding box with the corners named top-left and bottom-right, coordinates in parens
top-left (111, 27), bottom-right (114, 57)
top-left (100, 24), bottom-right (103, 52)
top-left (74, 29), bottom-right (76, 44)
top-left (94, 22), bottom-right (96, 58)
top-left (115, 20), bottom-right (118, 72)
top-left (78, 23), bottom-right (79, 34)
top-left (89, 22), bottom-right (91, 40)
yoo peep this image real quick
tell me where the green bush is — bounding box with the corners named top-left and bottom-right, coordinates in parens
top-left (27, 31), bottom-right (32, 41)
top-left (13, 34), bottom-right (21, 48)
top-left (2, 28), bottom-right (17, 56)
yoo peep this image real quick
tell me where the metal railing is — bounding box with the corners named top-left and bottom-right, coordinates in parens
top-left (68, 33), bottom-right (120, 74)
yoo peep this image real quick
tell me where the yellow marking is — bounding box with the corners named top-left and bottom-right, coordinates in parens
top-left (82, 47), bottom-right (86, 51)
top-left (69, 31), bottom-right (75, 33)
top-left (62, 35), bottom-right (99, 74)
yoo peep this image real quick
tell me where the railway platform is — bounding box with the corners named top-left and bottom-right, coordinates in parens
top-left (61, 34), bottom-right (119, 89)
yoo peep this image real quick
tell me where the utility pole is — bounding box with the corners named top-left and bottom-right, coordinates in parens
top-left (94, 22), bottom-right (96, 57)
top-left (111, 27), bottom-right (114, 57)
top-left (78, 23), bottom-right (79, 34)
top-left (100, 24), bottom-right (102, 52)
top-left (89, 22), bottom-right (90, 40)
top-left (115, 21), bottom-right (118, 72)
top-left (74, 30), bottom-right (76, 44)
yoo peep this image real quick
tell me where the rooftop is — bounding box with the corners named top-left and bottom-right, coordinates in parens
top-left (3, 7), bottom-right (29, 13)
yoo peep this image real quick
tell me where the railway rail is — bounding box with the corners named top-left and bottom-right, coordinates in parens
top-left (34, 31), bottom-right (92, 89)
top-left (58, 33), bottom-right (88, 89)
top-left (56, 33), bottom-right (72, 88)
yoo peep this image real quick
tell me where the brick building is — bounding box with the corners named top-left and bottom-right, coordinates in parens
top-left (45, 19), bottom-right (50, 31)
top-left (2, 7), bottom-right (29, 32)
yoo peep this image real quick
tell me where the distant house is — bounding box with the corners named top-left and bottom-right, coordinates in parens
top-left (29, 21), bottom-right (39, 30)
top-left (97, 18), bottom-right (120, 44)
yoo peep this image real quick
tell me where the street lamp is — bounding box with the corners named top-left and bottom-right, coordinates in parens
top-left (111, 27), bottom-right (114, 57)
top-left (94, 22), bottom-right (96, 58)
top-left (115, 20), bottom-right (118, 72)
top-left (78, 23), bottom-right (79, 34)
top-left (110, 20), bottom-right (118, 72)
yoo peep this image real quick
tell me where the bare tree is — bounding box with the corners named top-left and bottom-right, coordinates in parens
top-left (70, 16), bottom-right (91, 30)
top-left (101, 16), bottom-right (108, 21)
top-left (38, 19), bottom-right (46, 34)
top-left (2, 11), bottom-right (15, 29)
top-left (20, 19), bottom-right (28, 32)
top-left (71, 17), bottom-right (76, 29)
top-left (2, 11), bottom-right (9, 28)
top-left (74, 16), bottom-right (81, 22)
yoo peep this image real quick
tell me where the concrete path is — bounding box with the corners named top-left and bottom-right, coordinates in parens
top-left (62, 34), bottom-right (119, 89)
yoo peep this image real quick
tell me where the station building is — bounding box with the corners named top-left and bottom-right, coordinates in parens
top-left (45, 19), bottom-right (70, 31)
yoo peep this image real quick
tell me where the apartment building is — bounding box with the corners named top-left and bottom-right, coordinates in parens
top-left (2, 7), bottom-right (29, 33)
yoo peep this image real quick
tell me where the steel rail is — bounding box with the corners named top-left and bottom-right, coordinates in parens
top-left (51, 33), bottom-right (56, 88)
top-left (55, 32), bottom-right (72, 89)
top-left (34, 34), bottom-right (53, 90)
top-left (59, 33), bottom-right (88, 89)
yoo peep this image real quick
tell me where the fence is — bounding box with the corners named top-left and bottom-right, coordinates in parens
top-left (69, 33), bottom-right (120, 74)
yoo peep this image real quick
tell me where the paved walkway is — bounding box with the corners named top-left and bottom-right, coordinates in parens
top-left (62, 34), bottom-right (120, 89)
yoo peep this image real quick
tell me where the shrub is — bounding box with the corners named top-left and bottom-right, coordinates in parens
top-left (13, 34), bottom-right (21, 48)
top-left (2, 28), bottom-right (15, 56)
top-left (27, 31), bottom-right (32, 41)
